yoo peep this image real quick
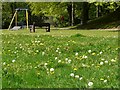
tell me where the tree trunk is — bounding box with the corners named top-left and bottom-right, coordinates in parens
top-left (71, 2), bottom-right (74, 26)
top-left (67, 3), bottom-right (75, 26)
top-left (81, 2), bottom-right (89, 25)
top-left (67, 3), bottom-right (72, 26)
top-left (96, 5), bottom-right (102, 17)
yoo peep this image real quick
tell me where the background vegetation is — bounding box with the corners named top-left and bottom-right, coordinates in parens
top-left (2, 2), bottom-right (120, 29)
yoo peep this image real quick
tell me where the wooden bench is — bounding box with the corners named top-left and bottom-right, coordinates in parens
top-left (29, 23), bottom-right (50, 32)
top-left (40, 23), bottom-right (50, 32)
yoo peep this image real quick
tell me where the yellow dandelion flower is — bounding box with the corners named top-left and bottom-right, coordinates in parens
top-left (100, 78), bottom-right (104, 81)
top-left (73, 68), bottom-right (77, 71)
top-left (50, 71), bottom-right (54, 75)
top-left (92, 53), bottom-right (96, 55)
top-left (37, 73), bottom-right (40, 75)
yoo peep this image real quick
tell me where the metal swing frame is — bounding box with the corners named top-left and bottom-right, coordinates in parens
top-left (8, 8), bottom-right (29, 30)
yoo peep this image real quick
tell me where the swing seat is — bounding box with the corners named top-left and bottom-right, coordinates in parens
top-left (11, 26), bottom-right (21, 30)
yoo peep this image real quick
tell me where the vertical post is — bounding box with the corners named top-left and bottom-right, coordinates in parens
top-left (8, 10), bottom-right (17, 30)
top-left (15, 10), bottom-right (17, 26)
top-left (26, 9), bottom-right (28, 30)
top-left (71, 1), bottom-right (74, 26)
top-left (33, 22), bottom-right (35, 32)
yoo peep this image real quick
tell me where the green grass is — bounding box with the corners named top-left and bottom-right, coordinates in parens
top-left (1, 29), bottom-right (119, 88)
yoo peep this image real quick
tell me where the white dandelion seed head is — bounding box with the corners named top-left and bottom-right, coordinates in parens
top-left (65, 58), bottom-right (68, 61)
top-left (84, 56), bottom-right (88, 59)
top-left (82, 63), bottom-right (86, 67)
top-left (58, 60), bottom-right (61, 63)
top-left (59, 52), bottom-right (61, 54)
top-left (55, 57), bottom-right (58, 60)
top-left (68, 59), bottom-right (71, 63)
top-left (70, 73), bottom-right (74, 77)
top-left (100, 51), bottom-right (102, 54)
top-left (88, 81), bottom-right (93, 87)
top-left (82, 55), bottom-right (88, 59)
top-left (100, 62), bottom-right (104, 65)
top-left (42, 52), bottom-right (45, 55)
top-left (104, 80), bottom-right (107, 83)
top-left (88, 50), bottom-right (91, 53)
top-left (57, 48), bottom-right (60, 50)
top-left (3, 62), bottom-right (6, 65)
top-left (56, 50), bottom-right (58, 52)
top-left (101, 58), bottom-right (105, 61)
top-left (38, 41), bottom-right (40, 43)
top-left (12, 59), bottom-right (15, 63)
top-left (75, 75), bottom-right (79, 79)
top-left (36, 50), bottom-right (39, 52)
top-left (50, 68), bottom-right (54, 72)
top-left (79, 77), bottom-right (83, 80)
top-left (44, 63), bottom-right (48, 66)
top-left (105, 60), bottom-right (108, 63)
top-left (75, 52), bottom-right (78, 56)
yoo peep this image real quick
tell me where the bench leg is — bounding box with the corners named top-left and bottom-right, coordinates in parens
top-left (47, 26), bottom-right (50, 32)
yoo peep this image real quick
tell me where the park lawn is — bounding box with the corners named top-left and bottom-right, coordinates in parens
top-left (1, 29), bottom-right (119, 88)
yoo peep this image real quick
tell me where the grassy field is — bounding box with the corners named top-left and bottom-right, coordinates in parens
top-left (1, 29), bottom-right (119, 88)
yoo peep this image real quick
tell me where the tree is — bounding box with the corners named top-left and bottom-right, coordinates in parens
top-left (81, 2), bottom-right (89, 25)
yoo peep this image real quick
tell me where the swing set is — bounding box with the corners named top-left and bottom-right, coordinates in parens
top-left (8, 8), bottom-right (29, 30)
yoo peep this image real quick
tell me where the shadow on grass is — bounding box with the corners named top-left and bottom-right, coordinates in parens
top-left (71, 33), bottom-right (86, 37)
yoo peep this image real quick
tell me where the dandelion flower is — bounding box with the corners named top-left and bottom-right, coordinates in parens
top-left (59, 52), bottom-right (61, 54)
top-left (88, 50), bottom-right (91, 53)
top-left (58, 60), bottom-right (61, 63)
top-left (73, 68), bottom-right (77, 71)
top-left (65, 58), bottom-right (68, 61)
top-left (12, 59), bottom-right (15, 63)
top-left (104, 80), bottom-right (107, 83)
top-left (68, 59), bottom-right (71, 63)
top-left (55, 57), bottom-right (58, 60)
top-left (40, 43), bottom-right (44, 45)
top-left (92, 53), bottom-right (95, 55)
top-left (56, 50), bottom-right (58, 52)
top-left (100, 51), bottom-right (102, 54)
top-left (82, 63), bottom-right (86, 67)
top-left (57, 48), bottom-right (60, 50)
top-left (44, 63), bottom-right (48, 66)
top-left (75, 75), bottom-right (79, 79)
top-left (88, 81), bottom-right (93, 87)
top-left (42, 52), bottom-right (45, 55)
top-left (101, 58), bottom-right (105, 61)
top-left (36, 50), bottom-right (39, 53)
top-left (70, 73), bottom-right (74, 77)
top-left (100, 78), bottom-right (104, 81)
top-left (75, 52), bottom-right (78, 56)
top-left (79, 77), bottom-right (83, 80)
top-left (104, 60), bottom-right (108, 63)
top-left (3, 62), bottom-right (6, 65)
top-left (50, 68), bottom-right (54, 72)
top-left (84, 56), bottom-right (88, 59)
top-left (100, 62), bottom-right (104, 65)
top-left (111, 59), bottom-right (116, 62)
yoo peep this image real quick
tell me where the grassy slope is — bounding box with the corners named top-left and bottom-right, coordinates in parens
top-left (1, 29), bottom-right (119, 88)
top-left (75, 7), bottom-right (120, 29)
